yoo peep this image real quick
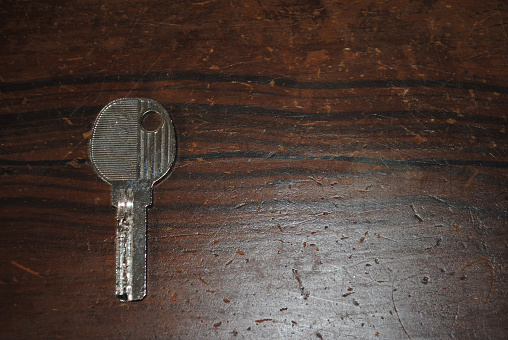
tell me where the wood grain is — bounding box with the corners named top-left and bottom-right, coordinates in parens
top-left (1, 0), bottom-right (507, 338)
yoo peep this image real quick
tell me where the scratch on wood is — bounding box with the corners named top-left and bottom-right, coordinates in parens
top-left (292, 269), bottom-right (310, 299)
top-left (391, 281), bottom-right (412, 339)
top-left (358, 184), bottom-right (373, 193)
top-left (192, 0), bottom-right (213, 5)
top-left (410, 204), bottom-right (424, 222)
top-left (11, 260), bottom-right (43, 278)
top-left (465, 170), bottom-right (478, 188)
top-left (429, 195), bottom-right (447, 204)
top-left (254, 318), bottom-right (274, 323)
top-left (309, 176), bottom-right (323, 186)
top-left (462, 257), bottom-right (495, 304)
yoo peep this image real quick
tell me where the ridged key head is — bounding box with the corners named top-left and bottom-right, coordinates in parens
top-left (90, 98), bottom-right (176, 186)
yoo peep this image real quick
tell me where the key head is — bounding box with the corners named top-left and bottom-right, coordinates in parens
top-left (90, 98), bottom-right (176, 186)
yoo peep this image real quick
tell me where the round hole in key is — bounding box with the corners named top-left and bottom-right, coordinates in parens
top-left (140, 110), bottom-right (163, 131)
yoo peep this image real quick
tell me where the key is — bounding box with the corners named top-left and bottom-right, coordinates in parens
top-left (89, 98), bottom-right (176, 301)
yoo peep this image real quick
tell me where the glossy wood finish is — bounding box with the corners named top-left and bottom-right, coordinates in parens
top-left (1, 1), bottom-right (507, 338)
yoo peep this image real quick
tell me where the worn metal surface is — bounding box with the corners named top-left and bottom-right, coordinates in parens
top-left (1, 0), bottom-right (507, 338)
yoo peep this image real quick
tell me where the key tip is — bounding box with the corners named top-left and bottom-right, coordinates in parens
top-left (116, 292), bottom-right (146, 302)
top-left (116, 293), bottom-right (129, 301)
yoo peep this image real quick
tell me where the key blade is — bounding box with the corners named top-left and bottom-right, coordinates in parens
top-left (115, 186), bottom-right (151, 301)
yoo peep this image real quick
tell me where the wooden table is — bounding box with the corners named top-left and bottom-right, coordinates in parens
top-left (1, 1), bottom-right (507, 338)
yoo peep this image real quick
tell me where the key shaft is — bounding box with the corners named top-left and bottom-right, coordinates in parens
top-left (114, 185), bottom-right (151, 301)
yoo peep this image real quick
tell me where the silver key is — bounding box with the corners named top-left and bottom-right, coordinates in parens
top-left (89, 98), bottom-right (176, 301)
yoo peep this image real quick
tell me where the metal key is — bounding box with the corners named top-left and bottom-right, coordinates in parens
top-left (89, 98), bottom-right (176, 301)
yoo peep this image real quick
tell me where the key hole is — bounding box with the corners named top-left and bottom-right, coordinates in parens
top-left (140, 110), bottom-right (163, 131)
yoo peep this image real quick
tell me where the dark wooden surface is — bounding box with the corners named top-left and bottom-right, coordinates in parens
top-left (1, 1), bottom-right (507, 338)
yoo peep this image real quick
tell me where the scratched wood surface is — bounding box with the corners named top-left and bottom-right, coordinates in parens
top-left (1, 0), bottom-right (507, 339)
